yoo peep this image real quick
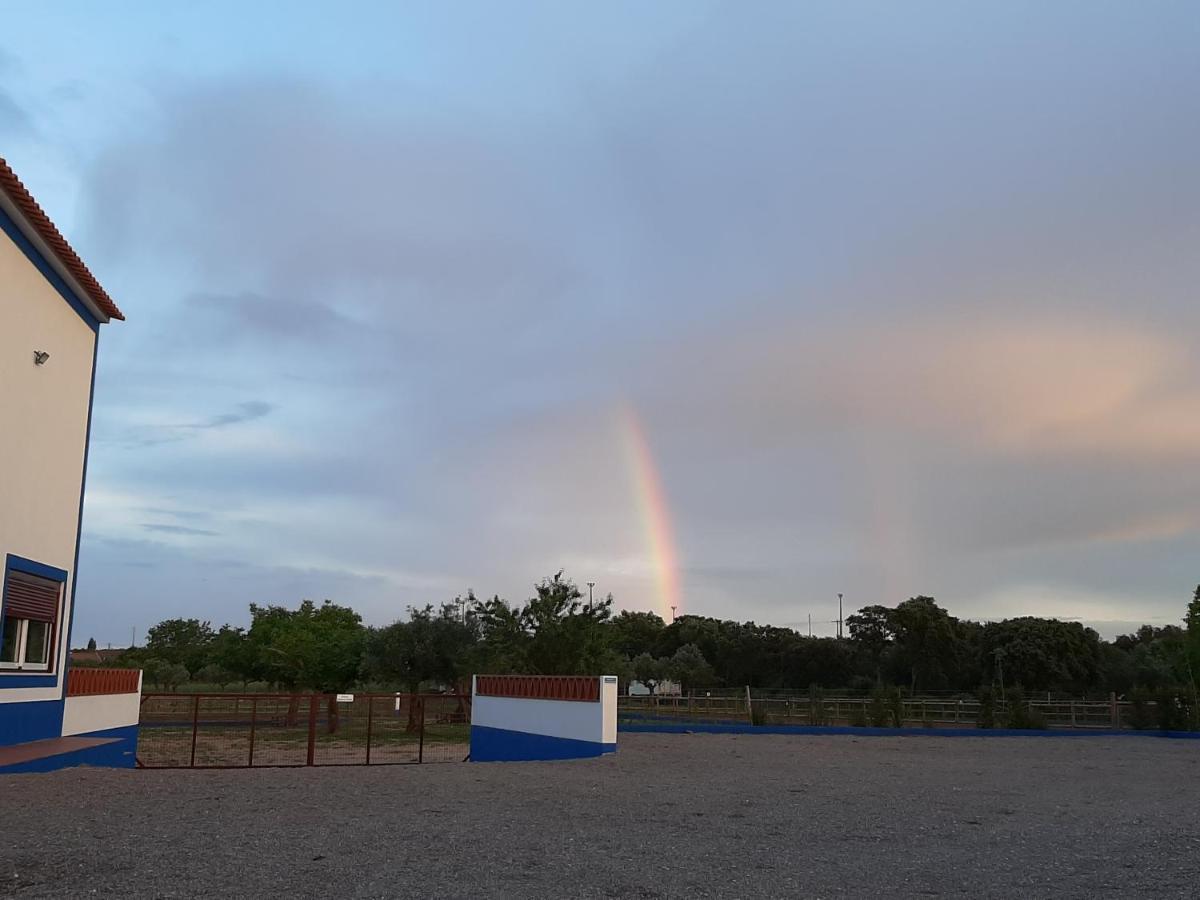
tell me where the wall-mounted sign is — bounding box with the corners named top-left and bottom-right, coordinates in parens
top-left (336, 693), bottom-right (354, 703)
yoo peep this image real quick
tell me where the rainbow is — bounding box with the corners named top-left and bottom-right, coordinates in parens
top-left (620, 405), bottom-right (682, 622)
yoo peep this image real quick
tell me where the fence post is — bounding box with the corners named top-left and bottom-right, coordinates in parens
top-left (745, 686), bottom-right (754, 725)
top-left (306, 695), bottom-right (319, 766)
top-left (1110, 692), bottom-right (1119, 729)
top-left (418, 697), bottom-right (425, 763)
top-left (248, 696), bottom-right (258, 767)
top-left (366, 695), bottom-right (375, 766)
top-left (189, 694), bottom-right (200, 768)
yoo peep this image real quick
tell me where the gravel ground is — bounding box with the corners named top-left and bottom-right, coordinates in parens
top-left (2, 732), bottom-right (1198, 898)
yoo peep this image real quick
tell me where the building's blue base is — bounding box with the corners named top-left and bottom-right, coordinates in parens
top-left (619, 722), bottom-right (1200, 739)
top-left (471, 725), bottom-right (616, 762)
top-left (0, 699), bottom-right (67, 747)
top-left (0, 724), bottom-right (139, 774)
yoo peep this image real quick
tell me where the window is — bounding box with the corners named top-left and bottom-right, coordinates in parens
top-left (1, 568), bottom-right (63, 672)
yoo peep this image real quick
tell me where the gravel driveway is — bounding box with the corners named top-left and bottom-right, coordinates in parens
top-left (2, 732), bottom-right (1197, 898)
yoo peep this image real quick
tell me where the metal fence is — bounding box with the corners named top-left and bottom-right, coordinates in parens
top-left (620, 691), bottom-right (1138, 730)
top-left (137, 692), bottom-right (470, 768)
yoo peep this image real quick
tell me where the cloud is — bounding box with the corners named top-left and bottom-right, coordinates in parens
top-left (0, 89), bottom-right (32, 137)
top-left (99, 400), bottom-right (276, 448)
top-left (196, 400), bottom-right (274, 430)
top-left (640, 313), bottom-right (1200, 464)
top-left (64, 8), bottom-right (1200, 643)
top-left (141, 523), bottom-right (220, 537)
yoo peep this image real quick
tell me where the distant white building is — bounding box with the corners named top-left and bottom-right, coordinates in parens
top-left (0, 157), bottom-right (140, 773)
top-left (627, 679), bottom-right (682, 696)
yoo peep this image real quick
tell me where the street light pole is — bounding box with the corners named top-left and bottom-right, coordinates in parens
top-left (837, 593), bottom-right (844, 640)
top-left (587, 582), bottom-right (595, 610)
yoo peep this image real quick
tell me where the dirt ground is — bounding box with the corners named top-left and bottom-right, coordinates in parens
top-left (2, 732), bottom-right (1197, 898)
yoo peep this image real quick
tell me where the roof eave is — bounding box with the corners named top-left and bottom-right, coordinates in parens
top-left (0, 157), bottom-right (124, 323)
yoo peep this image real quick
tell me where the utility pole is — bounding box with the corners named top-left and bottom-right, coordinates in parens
top-left (587, 582), bottom-right (595, 610)
top-left (837, 593), bottom-right (844, 640)
top-left (808, 614), bottom-right (812, 638)
top-left (131, 626), bottom-right (136, 649)
top-left (670, 605), bottom-right (677, 623)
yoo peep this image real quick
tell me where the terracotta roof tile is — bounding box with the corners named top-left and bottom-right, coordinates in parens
top-left (0, 156), bottom-right (124, 321)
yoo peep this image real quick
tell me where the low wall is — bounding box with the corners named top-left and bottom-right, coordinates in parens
top-left (61, 690), bottom-right (141, 737)
top-left (471, 675), bottom-right (617, 762)
top-left (619, 722), bottom-right (1200, 739)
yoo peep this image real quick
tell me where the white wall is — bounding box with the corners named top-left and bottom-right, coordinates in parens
top-left (61, 680), bottom-right (143, 736)
top-left (472, 676), bottom-right (619, 746)
top-left (0, 227), bottom-right (96, 704)
top-left (601, 676), bottom-right (617, 745)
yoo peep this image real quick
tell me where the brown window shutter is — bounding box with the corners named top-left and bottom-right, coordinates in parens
top-left (4, 571), bottom-right (61, 623)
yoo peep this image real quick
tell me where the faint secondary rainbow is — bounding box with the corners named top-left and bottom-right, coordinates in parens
top-left (620, 405), bottom-right (682, 622)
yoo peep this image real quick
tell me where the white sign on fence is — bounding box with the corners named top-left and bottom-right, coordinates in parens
top-left (336, 693), bottom-right (355, 703)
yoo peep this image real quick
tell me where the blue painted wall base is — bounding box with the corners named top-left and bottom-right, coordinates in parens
top-left (471, 725), bottom-right (616, 762)
top-left (0, 724), bottom-right (138, 775)
top-left (619, 722), bottom-right (1200, 740)
top-left (0, 699), bottom-right (66, 747)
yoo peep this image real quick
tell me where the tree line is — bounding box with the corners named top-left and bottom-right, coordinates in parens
top-left (96, 573), bottom-right (1200, 707)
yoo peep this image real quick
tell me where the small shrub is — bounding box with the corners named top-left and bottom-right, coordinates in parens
top-left (1003, 686), bottom-right (1047, 730)
top-left (750, 701), bottom-right (769, 726)
top-left (808, 685), bottom-right (827, 726)
top-left (977, 686), bottom-right (996, 729)
top-left (868, 686), bottom-right (891, 727)
top-left (848, 702), bottom-right (868, 727)
top-left (1126, 688), bottom-right (1155, 731)
top-left (1155, 689), bottom-right (1188, 732)
top-left (889, 688), bottom-right (905, 728)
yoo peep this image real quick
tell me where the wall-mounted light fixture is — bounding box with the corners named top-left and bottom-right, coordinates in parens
top-left (33, 350), bottom-right (50, 366)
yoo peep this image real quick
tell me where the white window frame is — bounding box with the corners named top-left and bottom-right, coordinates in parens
top-left (0, 616), bottom-right (53, 671)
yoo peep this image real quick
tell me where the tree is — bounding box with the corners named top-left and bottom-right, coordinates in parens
top-left (473, 572), bottom-right (618, 676)
top-left (247, 600), bottom-right (365, 732)
top-left (142, 657), bottom-right (190, 691)
top-left (210, 625), bottom-right (255, 686)
top-left (473, 594), bottom-right (529, 673)
top-left (631, 653), bottom-right (668, 694)
top-left (981, 617), bottom-right (1103, 693)
top-left (194, 662), bottom-right (236, 689)
top-left (364, 600), bottom-right (479, 730)
top-left (846, 605), bottom-right (895, 684)
top-left (86, 637), bottom-right (97, 651)
top-left (522, 572), bottom-right (615, 675)
top-left (889, 597), bottom-right (963, 692)
top-left (1184, 586), bottom-right (1200, 692)
top-left (608, 611), bottom-right (666, 658)
top-left (668, 643), bottom-right (715, 692)
top-left (145, 618), bottom-right (215, 676)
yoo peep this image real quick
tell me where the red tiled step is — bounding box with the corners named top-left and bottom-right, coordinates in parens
top-left (0, 736), bottom-right (119, 768)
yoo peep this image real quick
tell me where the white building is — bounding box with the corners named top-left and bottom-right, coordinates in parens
top-left (0, 157), bottom-right (140, 772)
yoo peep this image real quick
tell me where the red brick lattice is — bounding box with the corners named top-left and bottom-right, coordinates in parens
top-left (474, 675), bottom-right (600, 703)
top-left (67, 667), bottom-right (140, 696)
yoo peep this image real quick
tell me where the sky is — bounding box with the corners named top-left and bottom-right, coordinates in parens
top-left (2, 1), bottom-right (1198, 645)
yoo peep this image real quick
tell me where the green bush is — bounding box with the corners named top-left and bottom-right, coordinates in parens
top-left (750, 700), bottom-right (769, 726)
top-left (889, 688), bottom-right (905, 728)
top-left (1126, 688), bottom-right (1156, 730)
top-left (848, 702), bottom-right (868, 727)
top-left (1003, 686), bottom-right (1047, 730)
top-left (808, 685), bottom-right (827, 726)
top-left (868, 686), bottom-right (892, 727)
top-left (977, 686), bottom-right (996, 729)
top-left (1155, 689), bottom-right (1188, 732)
